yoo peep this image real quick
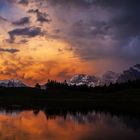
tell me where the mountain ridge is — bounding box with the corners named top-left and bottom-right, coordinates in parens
top-left (0, 64), bottom-right (140, 88)
top-left (68, 64), bottom-right (140, 87)
top-left (0, 79), bottom-right (27, 87)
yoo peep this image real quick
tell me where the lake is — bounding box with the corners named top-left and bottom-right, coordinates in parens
top-left (0, 109), bottom-right (139, 140)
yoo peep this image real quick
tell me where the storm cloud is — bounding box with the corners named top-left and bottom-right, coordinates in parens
top-left (0, 0), bottom-right (140, 83)
top-left (1, 0), bottom-right (140, 63)
top-left (12, 17), bottom-right (30, 25)
top-left (45, 0), bottom-right (140, 64)
top-left (8, 27), bottom-right (42, 41)
top-left (18, 0), bottom-right (28, 5)
top-left (28, 9), bottom-right (51, 23)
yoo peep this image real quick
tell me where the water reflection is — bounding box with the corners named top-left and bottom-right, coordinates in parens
top-left (0, 109), bottom-right (139, 140)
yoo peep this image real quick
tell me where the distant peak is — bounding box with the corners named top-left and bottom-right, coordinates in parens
top-left (134, 64), bottom-right (140, 68)
top-left (0, 79), bottom-right (27, 87)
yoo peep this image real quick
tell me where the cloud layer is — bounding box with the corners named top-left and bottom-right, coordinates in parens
top-left (0, 0), bottom-right (140, 84)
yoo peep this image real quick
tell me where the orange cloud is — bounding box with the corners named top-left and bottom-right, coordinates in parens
top-left (0, 37), bottom-right (96, 85)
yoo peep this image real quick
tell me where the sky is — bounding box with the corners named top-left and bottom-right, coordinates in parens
top-left (0, 0), bottom-right (140, 85)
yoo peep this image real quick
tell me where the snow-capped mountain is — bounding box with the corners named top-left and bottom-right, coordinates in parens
top-left (101, 71), bottom-right (120, 86)
top-left (0, 79), bottom-right (27, 87)
top-left (68, 74), bottom-right (101, 87)
top-left (117, 64), bottom-right (140, 83)
top-left (68, 64), bottom-right (140, 87)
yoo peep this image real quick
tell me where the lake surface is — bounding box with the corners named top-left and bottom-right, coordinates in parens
top-left (0, 110), bottom-right (140, 140)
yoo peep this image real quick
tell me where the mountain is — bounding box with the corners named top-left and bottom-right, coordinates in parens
top-left (117, 64), bottom-right (140, 83)
top-left (101, 71), bottom-right (120, 86)
top-left (68, 72), bottom-right (120, 87)
top-left (68, 64), bottom-right (140, 87)
top-left (1, 64), bottom-right (139, 88)
top-left (0, 79), bottom-right (27, 87)
top-left (67, 74), bottom-right (101, 87)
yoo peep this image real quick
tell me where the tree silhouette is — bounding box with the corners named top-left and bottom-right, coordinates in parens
top-left (35, 83), bottom-right (41, 89)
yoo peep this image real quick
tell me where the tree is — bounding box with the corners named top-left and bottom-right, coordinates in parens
top-left (35, 83), bottom-right (41, 89)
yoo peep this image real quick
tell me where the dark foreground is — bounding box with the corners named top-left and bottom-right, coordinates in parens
top-left (0, 86), bottom-right (140, 116)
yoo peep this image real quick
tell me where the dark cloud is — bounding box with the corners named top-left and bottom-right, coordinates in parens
top-left (71, 20), bottom-right (111, 39)
top-left (18, 0), bottom-right (28, 5)
top-left (49, 0), bottom-right (140, 39)
top-left (47, 0), bottom-right (139, 8)
top-left (47, 0), bottom-right (97, 7)
top-left (36, 11), bottom-right (51, 23)
top-left (0, 0), bottom-right (140, 73)
top-left (8, 27), bottom-right (42, 41)
top-left (97, 0), bottom-right (140, 41)
top-left (12, 17), bottom-right (30, 25)
top-left (18, 39), bottom-right (28, 44)
top-left (46, 0), bottom-right (140, 66)
top-left (28, 9), bottom-right (51, 23)
top-left (28, 9), bottom-right (38, 13)
top-left (0, 48), bottom-right (19, 53)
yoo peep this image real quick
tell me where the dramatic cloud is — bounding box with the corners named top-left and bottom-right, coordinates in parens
top-left (12, 17), bottom-right (30, 25)
top-left (46, 0), bottom-right (140, 63)
top-left (47, 0), bottom-right (97, 7)
top-left (18, 0), bottom-right (28, 5)
top-left (28, 9), bottom-right (51, 23)
top-left (8, 27), bottom-right (42, 41)
top-left (0, 0), bottom-right (140, 84)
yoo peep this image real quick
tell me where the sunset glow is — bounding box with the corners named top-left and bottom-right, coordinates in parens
top-left (0, 0), bottom-right (140, 85)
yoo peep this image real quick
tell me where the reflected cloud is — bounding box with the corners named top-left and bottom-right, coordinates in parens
top-left (0, 110), bottom-right (139, 140)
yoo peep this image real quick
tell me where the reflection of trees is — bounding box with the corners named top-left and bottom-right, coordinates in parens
top-left (43, 109), bottom-right (67, 120)
top-left (120, 116), bottom-right (140, 131)
top-left (0, 106), bottom-right (140, 131)
top-left (43, 109), bottom-right (140, 131)
top-left (33, 110), bottom-right (40, 116)
top-left (43, 109), bottom-right (104, 123)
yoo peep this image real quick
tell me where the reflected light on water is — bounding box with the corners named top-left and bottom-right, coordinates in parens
top-left (0, 111), bottom-right (139, 140)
